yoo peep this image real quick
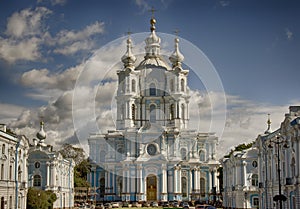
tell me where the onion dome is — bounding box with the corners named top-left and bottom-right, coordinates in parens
top-left (144, 17), bottom-right (161, 58)
top-left (36, 120), bottom-right (46, 141)
top-left (264, 114), bottom-right (272, 134)
top-left (121, 36), bottom-right (136, 68)
top-left (169, 37), bottom-right (184, 67)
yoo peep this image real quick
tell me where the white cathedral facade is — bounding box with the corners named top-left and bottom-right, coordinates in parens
top-left (88, 17), bottom-right (220, 203)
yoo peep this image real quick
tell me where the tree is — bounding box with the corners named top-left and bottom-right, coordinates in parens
top-left (224, 141), bottom-right (254, 158)
top-left (58, 144), bottom-right (91, 187)
top-left (27, 188), bottom-right (57, 209)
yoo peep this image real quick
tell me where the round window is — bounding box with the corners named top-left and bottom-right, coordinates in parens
top-left (147, 144), bottom-right (157, 156)
top-left (252, 160), bottom-right (258, 168)
top-left (35, 162), bottom-right (40, 168)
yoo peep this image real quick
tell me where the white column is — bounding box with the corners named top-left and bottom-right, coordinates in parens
top-left (174, 166), bottom-right (178, 193)
top-left (162, 165), bottom-right (167, 193)
top-left (194, 168), bottom-right (198, 191)
top-left (46, 162), bottom-right (50, 186)
top-left (178, 167), bottom-right (182, 193)
top-left (243, 161), bottom-right (247, 186)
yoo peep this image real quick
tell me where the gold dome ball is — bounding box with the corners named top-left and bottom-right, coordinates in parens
top-left (150, 18), bottom-right (156, 25)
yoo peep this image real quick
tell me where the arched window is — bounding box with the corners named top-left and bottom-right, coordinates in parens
top-left (99, 178), bottom-right (105, 198)
top-left (170, 79), bottom-right (174, 92)
top-left (292, 157), bottom-right (296, 177)
top-left (182, 177), bottom-right (187, 197)
top-left (253, 197), bottom-right (259, 207)
top-left (199, 150), bottom-right (205, 162)
top-left (252, 174), bottom-right (258, 186)
top-left (200, 178), bottom-right (206, 196)
top-left (150, 83), bottom-right (156, 96)
top-left (120, 104), bottom-right (124, 120)
top-left (2, 144), bottom-right (5, 154)
top-left (170, 104), bottom-right (175, 120)
top-left (150, 104), bottom-right (156, 123)
top-left (18, 165), bottom-right (21, 182)
top-left (131, 104), bottom-right (136, 121)
top-left (181, 78), bottom-right (185, 92)
top-left (33, 175), bottom-right (41, 187)
top-left (181, 104), bottom-right (185, 120)
top-left (132, 79), bottom-right (136, 92)
top-left (181, 148), bottom-right (187, 160)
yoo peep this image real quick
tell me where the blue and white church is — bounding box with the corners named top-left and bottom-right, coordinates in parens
top-left (88, 17), bottom-right (220, 203)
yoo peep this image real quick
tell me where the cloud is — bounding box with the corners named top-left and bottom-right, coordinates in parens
top-left (285, 28), bottom-right (293, 41)
top-left (0, 37), bottom-right (42, 63)
top-left (0, 7), bottom-right (104, 63)
top-left (134, 0), bottom-right (151, 12)
top-left (219, 1), bottom-right (230, 7)
top-left (5, 7), bottom-right (52, 38)
top-left (37, 0), bottom-right (67, 6)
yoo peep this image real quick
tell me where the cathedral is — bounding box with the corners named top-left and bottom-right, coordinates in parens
top-left (88, 17), bottom-right (220, 203)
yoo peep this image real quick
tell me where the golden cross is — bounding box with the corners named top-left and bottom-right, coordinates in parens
top-left (149, 7), bottom-right (156, 18)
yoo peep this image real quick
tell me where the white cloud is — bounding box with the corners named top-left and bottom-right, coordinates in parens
top-left (134, 0), bottom-right (151, 12)
top-left (0, 37), bottom-right (42, 63)
top-left (56, 21), bottom-right (104, 44)
top-left (285, 28), bottom-right (293, 41)
top-left (5, 7), bottom-right (52, 38)
top-left (54, 40), bottom-right (94, 55)
top-left (37, 0), bottom-right (67, 6)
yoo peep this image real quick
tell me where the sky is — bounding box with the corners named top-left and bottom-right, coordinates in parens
top-left (0, 0), bottom-right (299, 157)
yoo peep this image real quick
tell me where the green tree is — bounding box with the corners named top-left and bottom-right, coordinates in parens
top-left (58, 144), bottom-right (91, 187)
top-left (27, 188), bottom-right (57, 209)
top-left (224, 141), bottom-right (254, 158)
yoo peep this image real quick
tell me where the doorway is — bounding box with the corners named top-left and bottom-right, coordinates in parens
top-left (146, 175), bottom-right (157, 201)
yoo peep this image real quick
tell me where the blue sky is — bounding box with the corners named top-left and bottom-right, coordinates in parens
top-left (0, 0), bottom-right (299, 155)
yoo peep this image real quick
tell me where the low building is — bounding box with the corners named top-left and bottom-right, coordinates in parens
top-left (28, 121), bottom-right (75, 209)
top-left (0, 124), bottom-right (29, 209)
top-left (256, 106), bottom-right (300, 209)
top-left (222, 147), bottom-right (259, 208)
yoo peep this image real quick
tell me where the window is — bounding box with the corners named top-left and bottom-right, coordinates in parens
top-left (2, 144), bottom-right (4, 154)
top-left (9, 165), bottom-right (12, 180)
top-left (132, 79), bottom-right (136, 92)
top-left (150, 83), bottom-right (156, 96)
top-left (253, 197), bottom-right (259, 206)
top-left (35, 162), bottom-right (40, 168)
top-left (292, 157), bottom-right (296, 177)
top-left (200, 178), bottom-right (206, 196)
top-left (131, 104), bottom-right (136, 121)
top-left (18, 166), bottom-right (21, 182)
top-left (252, 174), bottom-right (258, 186)
top-left (181, 78), bottom-right (185, 92)
top-left (1, 164), bottom-right (3, 180)
top-left (199, 150), bottom-right (205, 162)
top-left (170, 79), bottom-right (174, 92)
top-left (181, 148), bottom-right (187, 160)
top-left (182, 177), bottom-right (187, 197)
top-left (99, 178), bottom-right (105, 198)
top-left (9, 196), bottom-right (12, 209)
top-left (181, 104), bottom-right (185, 120)
top-left (33, 175), bottom-right (41, 187)
top-left (170, 104), bottom-right (175, 120)
top-left (150, 104), bottom-right (156, 123)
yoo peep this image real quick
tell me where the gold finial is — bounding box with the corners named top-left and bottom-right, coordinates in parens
top-left (149, 7), bottom-right (157, 32)
top-left (267, 113), bottom-right (271, 125)
top-left (40, 116), bottom-right (44, 126)
top-left (126, 29), bottom-right (132, 37)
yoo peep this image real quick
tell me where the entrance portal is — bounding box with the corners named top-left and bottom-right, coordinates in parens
top-left (146, 175), bottom-right (157, 201)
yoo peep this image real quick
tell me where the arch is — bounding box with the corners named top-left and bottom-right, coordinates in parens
top-left (1, 197), bottom-right (4, 209)
top-left (181, 78), bottom-right (185, 92)
top-left (291, 157), bottom-right (296, 177)
top-left (181, 104), bottom-right (185, 120)
top-left (132, 79), bottom-right (136, 92)
top-left (146, 175), bottom-right (157, 201)
top-left (200, 177), bottom-right (206, 196)
top-left (131, 104), bottom-right (136, 121)
top-left (199, 150), bottom-right (206, 162)
top-left (150, 104), bottom-right (156, 123)
top-left (180, 148), bottom-right (187, 160)
top-left (33, 175), bottom-right (41, 187)
top-left (149, 83), bottom-right (156, 96)
top-left (252, 174), bottom-right (258, 186)
top-left (170, 79), bottom-right (174, 92)
top-left (99, 178), bottom-right (105, 198)
top-left (116, 176), bottom-right (123, 198)
top-left (182, 177), bottom-right (187, 198)
top-left (170, 104), bottom-right (175, 120)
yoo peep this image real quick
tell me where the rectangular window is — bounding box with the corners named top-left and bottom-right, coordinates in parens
top-left (1, 164), bottom-right (4, 180)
